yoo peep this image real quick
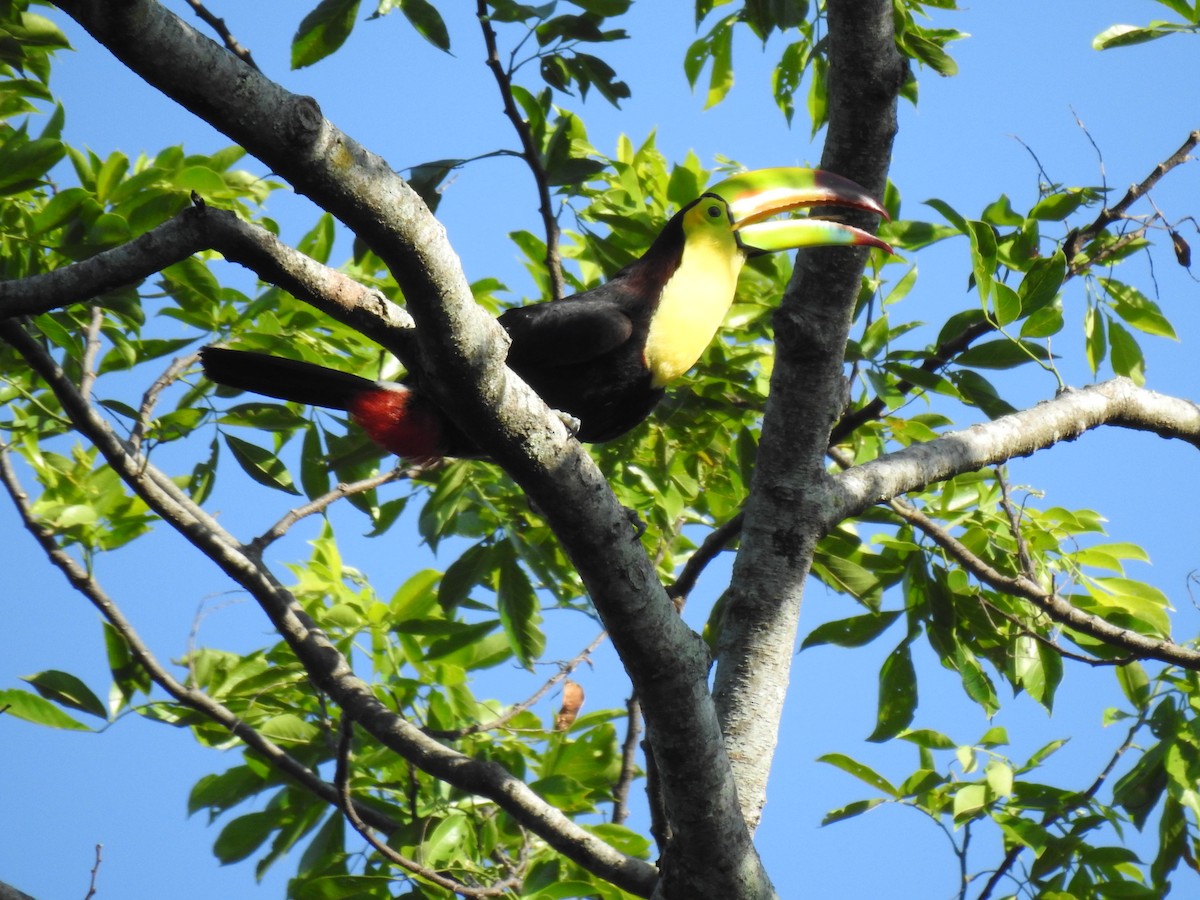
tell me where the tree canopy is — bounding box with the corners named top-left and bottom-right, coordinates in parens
top-left (3, 1), bottom-right (1200, 898)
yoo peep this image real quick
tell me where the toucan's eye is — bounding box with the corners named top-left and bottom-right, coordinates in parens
top-left (706, 204), bottom-right (722, 219)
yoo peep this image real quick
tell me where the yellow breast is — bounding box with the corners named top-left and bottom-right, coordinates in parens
top-left (643, 230), bottom-right (746, 387)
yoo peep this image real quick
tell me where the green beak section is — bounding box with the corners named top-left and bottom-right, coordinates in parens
top-left (707, 167), bottom-right (891, 255)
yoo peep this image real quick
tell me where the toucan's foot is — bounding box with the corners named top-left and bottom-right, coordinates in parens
top-left (554, 409), bottom-right (582, 436)
top-left (624, 506), bottom-right (646, 539)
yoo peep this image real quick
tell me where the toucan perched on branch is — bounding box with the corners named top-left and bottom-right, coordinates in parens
top-left (201, 168), bottom-right (889, 460)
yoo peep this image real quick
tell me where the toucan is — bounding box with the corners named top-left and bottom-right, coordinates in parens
top-left (201, 168), bottom-right (889, 460)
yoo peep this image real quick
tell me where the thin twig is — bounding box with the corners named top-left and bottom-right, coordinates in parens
top-left (335, 719), bottom-right (523, 898)
top-left (130, 351), bottom-right (199, 453)
top-left (477, 0), bottom-right (565, 301)
top-left (993, 467), bottom-right (1036, 578)
top-left (183, 0), bottom-right (259, 70)
top-left (79, 305), bottom-right (104, 403)
top-left (1066, 129), bottom-right (1200, 262)
top-left (668, 513), bottom-right (744, 605)
top-left (83, 843), bottom-right (102, 900)
top-left (248, 465), bottom-right (409, 551)
top-left (612, 696), bottom-right (642, 826)
top-left (425, 630), bottom-right (608, 739)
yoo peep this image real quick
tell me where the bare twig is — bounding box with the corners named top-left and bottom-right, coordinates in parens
top-left (425, 630), bottom-right (608, 739)
top-left (183, 0), bottom-right (259, 70)
top-left (668, 514), bottom-right (744, 605)
top-left (335, 719), bottom-right (523, 898)
top-left (476, 0), bottom-right (565, 301)
top-left (248, 466), bottom-right (409, 551)
top-left (83, 844), bottom-right (102, 900)
top-left (612, 696), bottom-right (642, 826)
top-left (79, 305), bottom-right (104, 402)
top-left (1066, 129), bottom-right (1200, 263)
top-left (130, 352), bottom-right (199, 453)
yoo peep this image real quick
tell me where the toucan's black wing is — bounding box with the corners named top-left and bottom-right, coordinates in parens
top-left (498, 286), bottom-right (636, 371)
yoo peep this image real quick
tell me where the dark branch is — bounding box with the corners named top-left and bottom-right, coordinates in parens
top-left (477, 0), bottom-right (565, 301)
top-left (183, 0), bottom-right (259, 70)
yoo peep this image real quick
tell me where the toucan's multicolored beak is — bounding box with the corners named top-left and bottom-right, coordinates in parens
top-left (707, 167), bottom-right (891, 256)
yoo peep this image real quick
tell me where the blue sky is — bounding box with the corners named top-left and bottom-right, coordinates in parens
top-left (4, 2), bottom-right (1199, 897)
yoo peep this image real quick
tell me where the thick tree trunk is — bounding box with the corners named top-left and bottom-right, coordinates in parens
top-left (712, 0), bottom-right (905, 833)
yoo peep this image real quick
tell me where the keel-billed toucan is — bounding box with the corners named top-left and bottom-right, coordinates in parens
top-left (201, 168), bottom-right (889, 460)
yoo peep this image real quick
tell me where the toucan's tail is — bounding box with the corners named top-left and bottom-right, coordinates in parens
top-left (200, 346), bottom-right (468, 461)
top-left (200, 346), bottom-right (378, 410)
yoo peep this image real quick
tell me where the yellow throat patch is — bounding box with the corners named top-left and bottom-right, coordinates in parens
top-left (643, 199), bottom-right (746, 387)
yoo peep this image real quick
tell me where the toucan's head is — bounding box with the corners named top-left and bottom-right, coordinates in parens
top-left (690, 166), bottom-right (891, 258)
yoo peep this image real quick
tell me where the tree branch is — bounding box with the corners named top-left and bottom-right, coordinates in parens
top-left (0, 204), bottom-right (417, 363)
top-left (0, 316), bottom-right (657, 895)
top-left (335, 720), bottom-right (523, 898)
top-left (885, 495), bottom-right (1200, 669)
top-left (1065, 129), bottom-right (1200, 264)
top-left (829, 379), bottom-right (1200, 525)
top-left (183, 0), bottom-right (258, 70)
top-left (248, 466), bottom-right (408, 551)
top-left (834, 127), bottom-right (1200, 445)
top-left (51, 3), bottom-right (787, 893)
top-left (477, 0), bottom-right (565, 301)
top-left (612, 695), bottom-right (642, 826)
top-left (0, 448), bottom-right (398, 832)
top-left (711, 0), bottom-right (902, 835)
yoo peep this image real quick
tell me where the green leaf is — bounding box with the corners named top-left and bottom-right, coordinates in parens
top-left (223, 434), bottom-right (301, 495)
top-left (1093, 21), bottom-right (1196, 50)
top-left (299, 426), bottom-right (331, 500)
top-left (1085, 305), bottom-right (1106, 374)
top-left (0, 136), bottom-right (65, 195)
top-left (214, 810), bottom-right (277, 864)
top-left (900, 728), bottom-right (956, 750)
top-left (259, 713), bottom-right (319, 743)
top-left (438, 542), bottom-right (493, 613)
top-left (400, 0), bottom-right (450, 51)
top-left (1018, 250), bottom-right (1067, 314)
top-left (821, 798), bottom-right (886, 825)
top-left (953, 782), bottom-right (988, 821)
top-left (992, 282), bottom-right (1021, 326)
top-left (1100, 278), bottom-right (1178, 339)
top-left (21, 670), bottom-right (107, 719)
top-left (955, 339), bottom-right (1049, 370)
top-left (801, 610), bottom-right (901, 650)
top-left (189, 766), bottom-right (267, 816)
top-left (0, 688), bottom-right (90, 730)
top-left (293, 0), bottom-right (361, 69)
top-left (956, 645), bottom-right (999, 716)
top-left (103, 620), bottom-right (152, 708)
top-left (818, 753), bottom-right (899, 797)
top-left (1030, 191), bottom-right (1086, 222)
top-left (868, 642), bottom-right (917, 742)
top-left (497, 549), bottom-right (544, 669)
top-left (1116, 662), bottom-right (1151, 712)
top-left (1108, 321), bottom-right (1145, 384)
